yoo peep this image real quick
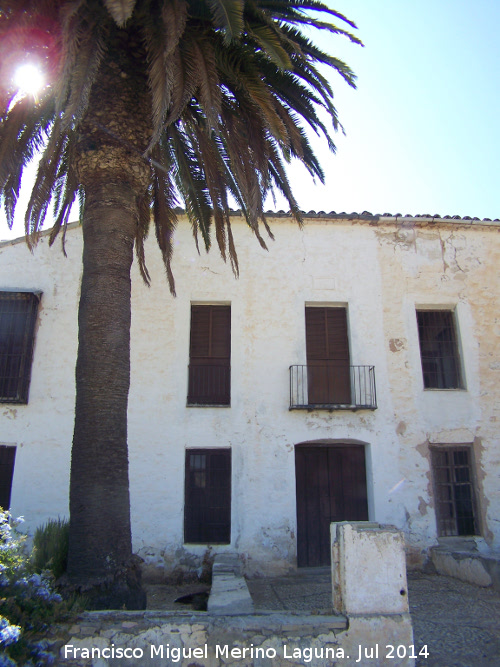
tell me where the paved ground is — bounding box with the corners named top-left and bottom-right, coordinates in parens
top-left (147, 569), bottom-right (500, 666)
top-left (247, 570), bottom-right (500, 667)
top-left (406, 572), bottom-right (500, 666)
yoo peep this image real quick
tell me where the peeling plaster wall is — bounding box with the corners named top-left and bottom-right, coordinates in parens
top-left (0, 215), bottom-right (498, 575)
top-left (375, 220), bottom-right (500, 556)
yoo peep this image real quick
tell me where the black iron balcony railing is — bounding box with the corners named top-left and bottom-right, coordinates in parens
top-left (187, 364), bottom-right (230, 406)
top-left (289, 364), bottom-right (377, 410)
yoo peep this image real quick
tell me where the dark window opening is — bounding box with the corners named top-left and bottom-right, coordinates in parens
top-left (0, 292), bottom-right (40, 403)
top-left (184, 448), bottom-right (231, 544)
top-left (417, 310), bottom-right (463, 389)
top-left (0, 445), bottom-right (16, 510)
top-left (431, 446), bottom-right (478, 537)
top-left (188, 305), bottom-right (230, 405)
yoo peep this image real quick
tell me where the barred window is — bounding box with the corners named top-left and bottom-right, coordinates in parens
top-left (184, 449), bottom-right (231, 544)
top-left (0, 292), bottom-right (40, 403)
top-left (416, 310), bottom-right (463, 389)
top-left (431, 446), bottom-right (478, 537)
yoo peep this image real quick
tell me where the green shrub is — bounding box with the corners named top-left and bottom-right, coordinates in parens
top-left (0, 509), bottom-right (67, 664)
top-left (31, 518), bottom-right (69, 579)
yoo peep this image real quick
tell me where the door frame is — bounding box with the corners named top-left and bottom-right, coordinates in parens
top-left (294, 440), bottom-right (372, 567)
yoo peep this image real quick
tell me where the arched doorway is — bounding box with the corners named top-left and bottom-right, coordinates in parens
top-left (295, 442), bottom-right (369, 567)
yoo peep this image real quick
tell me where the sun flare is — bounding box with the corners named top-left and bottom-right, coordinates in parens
top-left (14, 63), bottom-right (45, 98)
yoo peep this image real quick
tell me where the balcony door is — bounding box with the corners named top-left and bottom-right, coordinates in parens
top-left (305, 307), bottom-right (351, 405)
top-left (295, 444), bottom-right (368, 567)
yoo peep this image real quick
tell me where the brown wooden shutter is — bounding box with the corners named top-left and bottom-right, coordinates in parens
top-left (305, 307), bottom-right (329, 359)
top-left (208, 307), bottom-right (231, 358)
top-left (0, 445), bottom-right (16, 510)
top-left (189, 307), bottom-right (212, 359)
top-left (188, 305), bottom-right (231, 405)
top-left (305, 307), bottom-right (351, 404)
top-left (184, 449), bottom-right (231, 544)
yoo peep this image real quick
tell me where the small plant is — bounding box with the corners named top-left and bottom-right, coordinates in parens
top-left (0, 509), bottom-right (77, 665)
top-left (31, 518), bottom-right (69, 580)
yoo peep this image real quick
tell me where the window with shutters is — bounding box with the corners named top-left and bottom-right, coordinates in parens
top-left (187, 305), bottom-right (231, 405)
top-left (184, 448), bottom-right (231, 544)
top-left (305, 306), bottom-right (351, 405)
top-left (289, 306), bottom-right (377, 409)
top-left (431, 446), bottom-right (479, 537)
top-left (0, 445), bottom-right (16, 510)
top-left (416, 310), bottom-right (463, 389)
top-left (0, 292), bottom-right (40, 404)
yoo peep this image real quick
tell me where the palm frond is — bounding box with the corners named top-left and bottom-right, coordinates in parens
top-left (55, 0), bottom-right (88, 114)
top-left (161, 0), bottom-right (189, 49)
top-left (142, 0), bottom-right (188, 151)
top-left (255, 0), bottom-right (358, 31)
top-left (24, 120), bottom-right (66, 242)
top-left (190, 37), bottom-right (222, 129)
top-left (61, 10), bottom-right (107, 131)
top-left (163, 42), bottom-right (200, 126)
top-left (0, 95), bottom-right (55, 190)
top-left (184, 115), bottom-right (231, 263)
top-left (267, 140), bottom-right (303, 225)
top-left (49, 137), bottom-right (79, 252)
top-left (103, 0), bottom-right (136, 26)
top-left (246, 24), bottom-right (292, 69)
top-left (207, 0), bottom-right (244, 44)
top-left (295, 18), bottom-right (363, 46)
top-left (170, 123), bottom-right (212, 253)
top-left (152, 144), bottom-right (178, 295)
top-left (223, 61), bottom-right (289, 143)
top-left (135, 185), bottom-right (152, 285)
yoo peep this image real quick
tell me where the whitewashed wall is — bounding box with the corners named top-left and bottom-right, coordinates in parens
top-left (1, 214), bottom-right (498, 576)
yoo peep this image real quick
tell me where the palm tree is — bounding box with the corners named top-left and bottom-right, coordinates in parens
top-left (0, 0), bottom-right (360, 608)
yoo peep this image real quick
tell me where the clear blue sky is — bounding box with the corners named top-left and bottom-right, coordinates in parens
top-left (1, 0), bottom-right (499, 241)
top-left (279, 0), bottom-right (500, 219)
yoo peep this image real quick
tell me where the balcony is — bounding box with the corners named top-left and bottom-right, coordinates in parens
top-left (289, 364), bottom-right (377, 411)
top-left (187, 364), bottom-right (230, 406)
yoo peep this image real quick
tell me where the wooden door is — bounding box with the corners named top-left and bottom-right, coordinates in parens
top-left (305, 307), bottom-right (351, 404)
top-left (295, 445), bottom-right (368, 567)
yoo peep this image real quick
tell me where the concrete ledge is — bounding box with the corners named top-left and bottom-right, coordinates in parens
top-left (431, 546), bottom-right (500, 590)
top-left (207, 553), bottom-right (254, 615)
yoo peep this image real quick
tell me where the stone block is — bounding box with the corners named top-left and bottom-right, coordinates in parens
top-left (331, 522), bottom-right (409, 615)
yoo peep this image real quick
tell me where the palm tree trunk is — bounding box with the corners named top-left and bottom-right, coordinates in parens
top-left (66, 182), bottom-right (146, 609)
top-left (64, 20), bottom-right (151, 610)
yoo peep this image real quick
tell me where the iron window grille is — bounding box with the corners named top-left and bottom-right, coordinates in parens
top-left (431, 446), bottom-right (479, 537)
top-left (416, 310), bottom-right (463, 389)
top-left (0, 291), bottom-right (40, 403)
top-left (289, 364), bottom-right (377, 410)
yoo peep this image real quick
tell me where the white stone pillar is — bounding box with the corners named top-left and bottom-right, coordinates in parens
top-left (331, 521), bottom-right (410, 615)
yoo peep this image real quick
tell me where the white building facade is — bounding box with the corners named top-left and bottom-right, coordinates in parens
top-left (1, 212), bottom-right (499, 577)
